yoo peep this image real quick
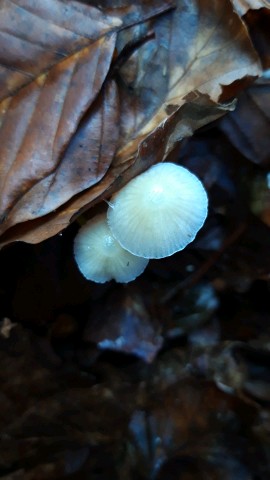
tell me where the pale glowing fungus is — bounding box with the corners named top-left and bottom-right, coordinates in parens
top-left (107, 162), bottom-right (208, 259)
top-left (74, 213), bottom-right (149, 283)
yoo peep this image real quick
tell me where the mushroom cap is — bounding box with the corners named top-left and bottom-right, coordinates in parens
top-left (107, 162), bottom-right (208, 259)
top-left (74, 213), bottom-right (149, 283)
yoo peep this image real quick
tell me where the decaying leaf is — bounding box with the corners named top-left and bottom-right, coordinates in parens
top-left (0, 1), bottom-right (172, 239)
top-left (0, 39), bottom-right (119, 222)
top-left (84, 288), bottom-right (163, 362)
top-left (117, 0), bottom-right (262, 161)
top-left (0, 0), bottom-right (124, 237)
top-left (0, 94), bottom-right (234, 247)
top-left (0, 0), bottom-right (262, 246)
top-left (0, 0), bottom-right (123, 100)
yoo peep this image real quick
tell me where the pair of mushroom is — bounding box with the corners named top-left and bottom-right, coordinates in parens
top-left (74, 162), bottom-right (208, 283)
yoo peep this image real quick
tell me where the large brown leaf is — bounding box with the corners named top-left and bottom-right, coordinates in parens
top-left (116, 0), bottom-right (261, 161)
top-left (0, 0), bottom-right (261, 246)
top-left (0, 37), bottom-right (118, 220)
top-left (0, 0), bottom-right (122, 230)
top-left (0, 94), bottom-right (235, 247)
top-left (0, 0), bottom-right (172, 238)
top-left (0, 0), bottom-right (122, 100)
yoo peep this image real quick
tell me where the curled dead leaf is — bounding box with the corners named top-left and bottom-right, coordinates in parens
top-left (0, 94), bottom-right (234, 247)
top-left (220, 82), bottom-right (270, 165)
top-left (0, 0), bottom-right (262, 247)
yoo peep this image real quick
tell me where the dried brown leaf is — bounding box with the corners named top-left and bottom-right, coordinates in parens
top-left (116, 0), bottom-right (261, 160)
top-left (0, 0), bottom-right (123, 234)
top-left (0, 80), bottom-right (119, 229)
top-left (0, 39), bottom-right (118, 224)
top-left (0, 0), bottom-right (262, 246)
top-left (0, 0), bottom-right (122, 100)
top-left (0, 94), bottom-right (234, 247)
top-left (0, 0), bottom-right (173, 241)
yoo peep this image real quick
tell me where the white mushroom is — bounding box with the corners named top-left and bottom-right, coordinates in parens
top-left (107, 162), bottom-right (208, 259)
top-left (74, 213), bottom-right (149, 283)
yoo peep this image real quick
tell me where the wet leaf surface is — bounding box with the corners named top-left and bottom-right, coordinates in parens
top-left (0, 0), bottom-right (123, 99)
top-left (84, 287), bottom-right (163, 362)
top-left (0, 0), bottom-right (172, 239)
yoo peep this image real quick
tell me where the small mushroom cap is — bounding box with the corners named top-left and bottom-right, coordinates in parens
top-left (74, 213), bottom-right (149, 283)
top-left (107, 162), bottom-right (208, 259)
